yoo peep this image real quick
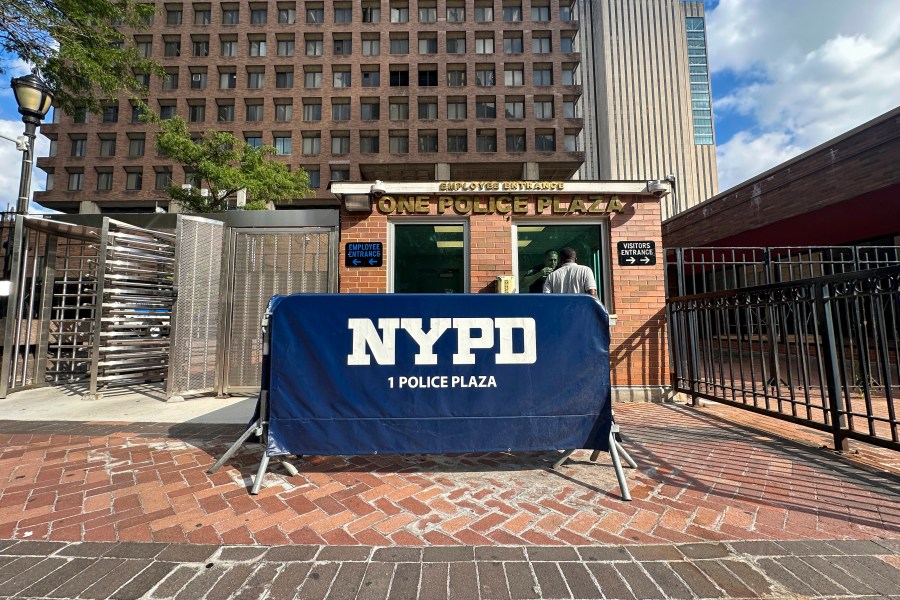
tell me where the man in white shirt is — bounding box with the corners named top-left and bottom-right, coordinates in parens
top-left (543, 247), bottom-right (597, 297)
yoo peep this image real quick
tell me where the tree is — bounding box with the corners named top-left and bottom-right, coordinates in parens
top-left (153, 116), bottom-right (311, 212)
top-left (0, 0), bottom-right (161, 113)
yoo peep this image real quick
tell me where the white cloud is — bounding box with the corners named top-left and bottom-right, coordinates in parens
top-left (708, 0), bottom-right (900, 190)
top-left (0, 119), bottom-right (54, 214)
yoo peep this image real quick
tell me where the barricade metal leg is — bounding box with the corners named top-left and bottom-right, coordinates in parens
top-left (250, 454), bottom-right (270, 495)
top-left (609, 429), bottom-right (631, 501)
top-left (207, 419), bottom-right (262, 474)
top-left (552, 450), bottom-right (575, 469)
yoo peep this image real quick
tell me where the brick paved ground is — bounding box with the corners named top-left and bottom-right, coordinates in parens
top-left (0, 404), bottom-right (897, 547)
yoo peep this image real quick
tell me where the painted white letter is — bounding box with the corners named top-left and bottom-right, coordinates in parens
top-left (401, 318), bottom-right (452, 365)
top-left (347, 318), bottom-right (400, 365)
top-left (452, 318), bottom-right (495, 365)
top-left (494, 317), bottom-right (537, 364)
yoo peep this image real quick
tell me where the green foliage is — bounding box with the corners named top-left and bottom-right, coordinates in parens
top-left (0, 0), bottom-right (162, 113)
top-left (153, 116), bottom-right (310, 212)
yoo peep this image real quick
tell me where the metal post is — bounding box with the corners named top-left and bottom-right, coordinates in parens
top-left (87, 219), bottom-right (110, 398)
top-left (819, 284), bottom-right (850, 451)
top-left (0, 217), bottom-right (24, 397)
top-left (15, 121), bottom-right (35, 214)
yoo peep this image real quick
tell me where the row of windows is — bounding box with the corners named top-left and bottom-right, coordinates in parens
top-left (140, 31), bottom-right (578, 59)
top-left (54, 129), bottom-right (578, 191)
top-left (142, 2), bottom-right (578, 28)
top-left (146, 63), bottom-right (580, 92)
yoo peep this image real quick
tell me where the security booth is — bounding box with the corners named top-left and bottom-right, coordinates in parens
top-left (332, 180), bottom-right (670, 403)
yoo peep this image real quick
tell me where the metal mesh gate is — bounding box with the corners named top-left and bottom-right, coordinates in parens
top-left (221, 229), bottom-right (333, 393)
top-left (166, 217), bottom-right (224, 399)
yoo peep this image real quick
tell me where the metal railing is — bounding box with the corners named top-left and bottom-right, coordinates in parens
top-left (668, 265), bottom-right (900, 451)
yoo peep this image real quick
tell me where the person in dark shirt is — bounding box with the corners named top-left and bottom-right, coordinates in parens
top-left (521, 250), bottom-right (559, 293)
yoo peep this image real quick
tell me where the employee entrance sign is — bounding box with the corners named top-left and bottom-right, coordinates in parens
top-left (617, 241), bottom-right (656, 266)
top-left (345, 242), bottom-right (383, 267)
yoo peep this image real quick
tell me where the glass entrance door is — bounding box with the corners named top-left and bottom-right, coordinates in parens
top-left (516, 224), bottom-right (607, 302)
top-left (392, 222), bottom-right (467, 293)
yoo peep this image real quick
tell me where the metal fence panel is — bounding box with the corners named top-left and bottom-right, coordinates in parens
top-left (166, 216), bottom-right (223, 399)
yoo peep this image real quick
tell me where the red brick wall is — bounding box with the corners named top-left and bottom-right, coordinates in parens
top-left (340, 194), bottom-right (668, 387)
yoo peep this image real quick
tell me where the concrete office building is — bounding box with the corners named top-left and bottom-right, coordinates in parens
top-left (34, 0), bottom-right (716, 217)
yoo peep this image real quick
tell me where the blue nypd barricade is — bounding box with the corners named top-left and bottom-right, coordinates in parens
top-left (209, 294), bottom-right (635, 499)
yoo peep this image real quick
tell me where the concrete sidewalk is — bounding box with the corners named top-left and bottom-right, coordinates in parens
top-left (0, 386), bottom-right (898, 598)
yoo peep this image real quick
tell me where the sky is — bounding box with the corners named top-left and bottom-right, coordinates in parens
top-left (0, 0), bottom-right (899, 211)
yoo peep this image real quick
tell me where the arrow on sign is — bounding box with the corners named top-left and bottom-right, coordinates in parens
top-left (640, 257), bottom-right (651, 264)
top-left (625, 256), bottom-right (636, 264)
top-left (353, 259), bottom-right (361, 265)
top-left (368, 258), bottom-right (378, 265)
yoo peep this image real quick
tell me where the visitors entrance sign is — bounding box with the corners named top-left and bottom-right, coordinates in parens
top-left (617, 241), bottom-right (656, 266)
top-left (345, 242), bottom-right (383, 267)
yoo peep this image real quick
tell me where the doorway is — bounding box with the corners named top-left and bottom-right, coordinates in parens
top-left (391, 221), bottom-right (468, 293)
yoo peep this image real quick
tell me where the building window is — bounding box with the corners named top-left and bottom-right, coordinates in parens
top-left (447, 67), bottom-right (466, 87)
top-left (278, 6), bottom-right (296, 24)
top-left (362, 36), bottom-right (380, 56)
top-left (128, 136), bottom-right (145, 158)
top-left (222, 6), bottom-right (239, 24)
top-left (275, 70), bottom-right (294, 88)
top-left (249, 37), bottom-right (266, 56)
top-left (561, 34), bottom-right (575, 53)
top-left (560, 2), bottom-right (576, 21)
top-left (447, 131), bottom-right (467, 153)
top-left (564, 132), bottom-right (579, 151)
top-left (48, 138), bottom-right (58, 157)
top-left (687, 17), bottom-right (714, 145)
top-left (361, 100), bottom-right (380, 121)
top-left (303, 101), bottom-right (321, 121)
top-left (418, 98), bottom-right (438, 119)
top-left (389, 131), bottom-right (409, 154)
top-left (333, 36), bottom-right (352, 55)
top-left (155, 168), bottom-right (172, 190)
top-left (306, 36), bottom-right (323, 56)
top-left (246, 102), bottom-right (264, 121)
top-left (504, 67), bottom-right (524, 87)
top-left (249, 6), bottom-right (267, 24)
top-left (164, 39), bottom-right (181, 57)
top-left (476, 130), bottom-right (497, 152)
top-left (189, 103), bottom-right (205, 122)
top-left (533, 35), bottom-right (551, 53)
top-left (191, 71), bottom-right (208, 89)
top-left (304, 68), bottom-right (322, 88)
top-left (475, 35), bottom-right (494, 54)
top-left (274, 136), bottom-right (291, 154)
top-left (219, 70), bottom-right (237, 89)
top-left (362, 67), bottom-right (380, 87)
top-left (220, 38), bottom-right (237, 56)
top-left (503, 4), bottom-right (522, 22)
top-left (277, 37), bottom-right (295, 56)
top-left (534, 66), bottom-right (553, 86)
top-left (363, 4), bottom-right (381, 22)
top-left (125, 169), bottom-right (143, 190)
top-left (535, 131), bottom-right (555, 151)
top-left (390, 34), bottom-right (409, 55)
top-left (192, 39), bottom-right (209, 57)
top-left (306, 6), bottom-right (324, 23)
top-left (506, 131), bottom-right (525, 152)
top-left (418, 66), bottom-right (437, 87)
top-left (505, 98), bottom-right (524, 119)
top-left (447, 35), bottom-right (465, 54)
top-left (218, 103), bottom-right (235, 122)
top-left (68, 171), bottom-right (84, 191)
top-left (360, 132), bottom-right (379, 154)
top-left (476, 66), bottom-right (495, 87)
top-left (333, 5), bottom-right (352, 23)
top-left (389, 99), bottom-right (409, 120)
top-left (70, 136), bottom-right (86, 157)
top-left (72, 106), bottom-right (87, 123)
top-left (102, 104), bottom-right (119, 123)
top-left (333, 69), bottom-right (351, 88)
top-left (563, 99), bottom-right (578, 118)
top-left (245, 135), bottom-right (263, 148)
top-left (163, 70), bottom-right (179, 90)
top-left (96, 170), bottom-right (113, 191)
top-left (390, 68), bottom-right (409, 87)
top-left (332, 101), bottom-right (350, 120)
top-left (446, 6), bottom-right (465, 22)
top-left (475, 4), bottom-right (493, 22)
top-left (331, 133), bottom-right (350, 154)
top-left (504, 34), bottom-right (523, 54)
top-left (99, 136), bottom-right (116, 157)
top-left (247, 70), bottom-right (265, 89)
top-left (534, 98), bottom-right (553, 118)
top-left (166, 8), bottom-right (182, 25)
top-left (447, 99), bottom-right (466, 120)
top-left (418, 5), bottom-right (436, 22)
top-left (418, 131), bottom-right (438, 152)
top-left (476, 99), bottom-right (496, 118)
top-left (135, 39), bottom-right (152, 58)
top-left (562, 63), bottom-right (579, 86)
top-left (532, 4), bottom-right (551, 21)
top-left (159, 103), bottom-right (176, 120)
top-left (306, 168), bottom-right (320, 188)
top-left (330, 167), bottom-right (350, 182)
top-left (390, 4), bottom-right (409, 23)
top-left (418, 34), bottom-right (437, 54)
top-left (275, 102), bottom-right (293, 121)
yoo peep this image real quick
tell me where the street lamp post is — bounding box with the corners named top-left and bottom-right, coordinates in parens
top-left (10, 71), bottom-right (54, 215)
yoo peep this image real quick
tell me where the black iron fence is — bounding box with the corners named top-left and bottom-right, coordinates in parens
top-left (668, 262), bottom-right (900, 451)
